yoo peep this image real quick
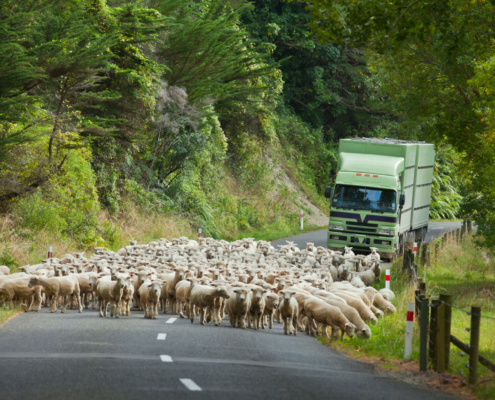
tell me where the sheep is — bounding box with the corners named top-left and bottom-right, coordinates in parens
top-left (0, 266), bottom-right (10, 275)
top-left (379, 288), bottom-right (395, 301)
top-left (139, 281), bottom-right (165, 319)
top-left (189, 284), bottom-right (230, 325)
top-left (225, 288), bottom-right (251, 329)
top-left (302, 297), bottom-right (356, 340)
top-left (0, 277), bottom-right (42, 311)
top-left (373, 292), bottom-right (397, 314)
top-left (331, 291), bottom-right (377, 325)
top-left (248, 287), bottom-right (267, 330)
top-left (323, 298), bottom-right (371, 339)
top-left (357, 269), bottom-right (375, 287)
top-left (28, 276), bottom-right (82, 313)
top-left (121, 280), bottom-right (135, 316)
top-left (96, 276), bottom-right (129, 318)
top-left (175, 278), bottom-right (196, 318)
top-left (161, 267), bottom-right (187, 314)
top-left (262, 293), bottom-right (280, 329)
top-left (278, 290), bottom-right (299, 335)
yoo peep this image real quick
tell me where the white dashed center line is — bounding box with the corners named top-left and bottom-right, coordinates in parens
top-left (157, 333), bottom-right (167, 340)
top-left (160, 355), bottom-right (173, 362)
top-left (180, 379), bottom-right (202, 391)
top-left (166, 318), bottom-right (177, 324)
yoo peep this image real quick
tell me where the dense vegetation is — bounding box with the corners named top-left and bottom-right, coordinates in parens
top-left (0, 0), bottom-right (469, 256)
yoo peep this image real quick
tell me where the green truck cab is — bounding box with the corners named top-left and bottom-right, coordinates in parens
top-left (325, 138), bottom-right (435, 260)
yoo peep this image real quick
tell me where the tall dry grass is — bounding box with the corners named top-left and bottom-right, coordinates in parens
top-left (0, 208), bottom-right (195, 269)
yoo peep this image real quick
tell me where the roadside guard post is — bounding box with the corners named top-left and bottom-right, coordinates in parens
top-left (385, 269), bottom-right (391, 290)
top-left (300, 210), bottom-right (304, 230)
top-left (48, 246), bottom-right (53, 259)
top-left (413, 242), bottom-right (418, 257)
top-left (198, 228), bottom-right (202, 239)
top-left (404, 301), bottom-right (414, 360)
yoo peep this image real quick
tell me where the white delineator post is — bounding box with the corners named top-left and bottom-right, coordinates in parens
top-left (198, 228), bottom-right (202, 239)
top-left (413, 242), bottom-right (418, 257)
top-left (48, 246), bottom-right (53, 259)
top-left (385, 269), bottom-right (391, 290)
top-left (404, 301), bottom-right (414, 361)
top-left (300, 210), bottom-right (304, 230)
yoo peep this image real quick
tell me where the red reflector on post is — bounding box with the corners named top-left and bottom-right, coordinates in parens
top-left (385, 275), bottom-right (390, 281)
top-left (356, 173), bottom-right (362, 176)
top-left (407, 311), bottom-right (414, 322)
top-left (365, 174), bottom-right (370, 177)
top-left (373, 174), bottom-right (378, 178)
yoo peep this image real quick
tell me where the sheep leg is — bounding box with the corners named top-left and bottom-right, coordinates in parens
top-left (199, 307), bottom-right (205, 325)
top-left (50, 292), bottom-right (58, 313)
top-left (98, 296), bottom-right (104, 317)
top-left (276, 308), bottom-right (281, 323)
top-left (283, 317), bottom-right (289, 335)
top-left (292, 315), bottom-right (298, 336)
top-left (189, 302), bottom-right (195, 323)
top-left (115, 301), bottom-right (120, 318)
top-left (153, 302), bottom-right (158, 319)
top-left (76, 291), bottom-right (82, 313)
top-left (269, 313), bottom-right (274, 329)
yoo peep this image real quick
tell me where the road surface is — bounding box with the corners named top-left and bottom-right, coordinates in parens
top-left (272, 221), bottom-right (463, 250)
top-left (0, 222), bottom-right (462, 400)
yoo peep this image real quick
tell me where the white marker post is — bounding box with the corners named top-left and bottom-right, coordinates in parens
top-left (385, 269), bottom-right (391, 290)
top-left (300, 210), bottom-right (304, 230)
top-left (198, 228), bottom-right (202, 239)
top-left (404, 301), bottom-right (414, 361)
top-left (48, 246), bottom-right (53, 259)
top-left (413, 242), bottom-right (418, 257)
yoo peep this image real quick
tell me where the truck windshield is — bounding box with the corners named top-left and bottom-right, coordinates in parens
top-left (332, 185), bottom-right (397, 213)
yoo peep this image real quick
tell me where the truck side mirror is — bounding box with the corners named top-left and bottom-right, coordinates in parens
top-left (324, 186), bottom-right (332, 199)
top-left (399, 193), bottom-right (406, 209)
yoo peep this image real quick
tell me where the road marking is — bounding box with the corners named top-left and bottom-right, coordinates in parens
top-left (430, 227), bottom-right (444, 230)
top-left (180, 379), bottom-right (202, 391)
top-left (157, 333), bottom-right (167, 341)
top-left (166, 318), bottom-right (177, 324)
top-left (160, 355), bottom-right (173, 362)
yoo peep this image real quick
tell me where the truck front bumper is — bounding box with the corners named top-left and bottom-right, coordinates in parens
top-left (327, 229), bottom-right (397, 258)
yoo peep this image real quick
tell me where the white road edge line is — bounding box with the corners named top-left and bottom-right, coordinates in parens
top-left (160, 355), bottom-right (173, 362)
top-left (157, 333), bottom-right (167, 341)
top-left (166, 318), bottom-right (177, 324)
top-left (180, 378), bottom-right (202, 391)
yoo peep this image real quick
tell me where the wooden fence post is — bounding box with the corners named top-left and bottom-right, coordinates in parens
top-left (469, 306), bottom-right (481, 386)
top-left (437, 301), bottom-right (446, 373)
top-left (429, 300), bottom-right (439, 370)
top-left (420, 299), bottom-right (429, 372)
top-left (439, 294), bottom-right (452, 370)
top-left (467, 219), bottom-right (472, 234)
top-left (434, 243), bottom-right (439, 261)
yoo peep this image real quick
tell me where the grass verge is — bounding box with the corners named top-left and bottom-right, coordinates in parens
top-left (0, 305), bottom-right (21, 327)
top-left (320, 235), bottom-right (495, 399)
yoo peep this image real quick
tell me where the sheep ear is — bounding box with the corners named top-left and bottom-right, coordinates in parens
top-left (250, 288), bottom-right (255, 292)
top-left (186, 278), bottom-right (192, 282)
top-left (126, 277), bottom-right (131, 280)
top-left (362, 328), bottom-right (366, 332)
top-left (219, 270), bottom-right (224, 273)
top-left (263, 290), bottom-right (268, 294)
top-left (291, 292), bottom-right (296, 296)
top-left (233, 289), bottom-right (240, 294)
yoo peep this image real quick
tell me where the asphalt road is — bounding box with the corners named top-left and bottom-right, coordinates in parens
top-left (272, 221), bottom-right (463, 250)
top-left (0, 222), bottom-right (463, 400)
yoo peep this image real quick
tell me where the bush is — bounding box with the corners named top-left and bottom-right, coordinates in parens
top-left (13, 149), bottom-right (101, 245)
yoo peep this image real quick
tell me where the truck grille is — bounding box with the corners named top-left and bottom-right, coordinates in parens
top-left (345, 225), bottom-right (377, 233)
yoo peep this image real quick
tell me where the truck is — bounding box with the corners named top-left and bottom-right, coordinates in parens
top-left (324, 138), bottom-right (435, 260)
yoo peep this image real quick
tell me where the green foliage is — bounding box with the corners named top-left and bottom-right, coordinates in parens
top-left (241, 0), bottom-right (383, 138)
top-left (14, 150), bottom-right (101, 244)
top-left (0, 242), bottom-right (19, 271)
top-left (429, 147), bottom-right (462, 220)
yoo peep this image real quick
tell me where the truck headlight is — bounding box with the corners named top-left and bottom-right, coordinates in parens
top-left (329, 224), bottom-right (344, 231)
top-left (379, 228), bottom-right (395, 236)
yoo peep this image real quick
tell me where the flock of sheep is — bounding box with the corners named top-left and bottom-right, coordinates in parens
top-left (0, 237), bottom-right (396, 340)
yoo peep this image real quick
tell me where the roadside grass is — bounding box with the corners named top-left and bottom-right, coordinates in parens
top-left (228, 223), bottom-right (324, 243)
top-left (0, 304), bottom-right (21, 327)
top-left (321, 235), bottom-right (495, 399)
